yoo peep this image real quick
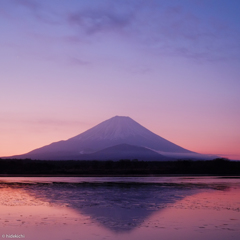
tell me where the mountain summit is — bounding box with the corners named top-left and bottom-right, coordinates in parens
top-left (8, 116), bottom-right (204, 160)
top-left (71, 116), bottom-right (151, 140)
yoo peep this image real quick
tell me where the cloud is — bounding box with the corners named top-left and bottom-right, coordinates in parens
top-left (67, 9), bottom-right (134, 35)
top-left (131, 4), bottom-right (239, 61)
top-left (0, 115), bottom-right (89, 127)
top-left (12, 0), bottom-right (60, 25)
top-left (14, 0), bottom-right (39, 11)
top-left (3, 0), bottom-right (240, 62)
top-left (64, 1), bottom-right (240, 61)
top-left (68, 57), bottom-right (90, 66)
top-left (34, 119), bottom-right (88, 127)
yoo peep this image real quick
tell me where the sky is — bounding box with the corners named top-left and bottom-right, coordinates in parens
top-left (0, 0), bottom-right (240, 160)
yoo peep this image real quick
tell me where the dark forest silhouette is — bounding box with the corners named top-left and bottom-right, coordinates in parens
top-left (0, 158), bottom-right (239, 175)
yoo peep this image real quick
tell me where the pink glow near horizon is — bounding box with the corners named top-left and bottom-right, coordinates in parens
top-left (0, 1), bottom-right (240, 160)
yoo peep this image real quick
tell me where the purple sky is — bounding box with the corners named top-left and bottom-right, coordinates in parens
top-left (1, 0), bottom-right (240, 159)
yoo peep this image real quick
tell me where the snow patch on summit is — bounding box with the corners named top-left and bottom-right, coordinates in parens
top-left (71, 116), bottom-right (152, 141)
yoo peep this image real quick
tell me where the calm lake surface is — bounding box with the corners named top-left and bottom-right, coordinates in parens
top-left (0, 176), bottom-right (240, 240)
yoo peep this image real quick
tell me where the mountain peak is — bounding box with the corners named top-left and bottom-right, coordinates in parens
top-left (113, 115), bottom-right (130, 118)
top-left (108, 115), bottom-right (132, 122)
top-left (72, 116), bottom-right (148, 141)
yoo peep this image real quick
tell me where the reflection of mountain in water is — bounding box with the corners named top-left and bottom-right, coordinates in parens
top-left (5, 182), bottom-right (205, 232)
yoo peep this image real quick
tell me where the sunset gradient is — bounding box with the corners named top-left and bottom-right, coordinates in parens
top-left (1, 0), bottom-right (240, 159)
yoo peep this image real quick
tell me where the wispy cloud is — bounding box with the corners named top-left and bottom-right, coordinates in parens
top-left (13, 0), bottom-right (39, 11)
top-left (12, 0), bottom-right (60, 24)
top-left (3, 0), bottom-right (240, 62)
top-left (0, 116), bottom-right (89, 127)
top-left (67, 9), bottom-right (134, 35)
top-left (68, 57), bottom-right (90, 66)
top-left (64, 1), bottom-right (240, 61)
top-left (130, 4), bottom-right (240, 61)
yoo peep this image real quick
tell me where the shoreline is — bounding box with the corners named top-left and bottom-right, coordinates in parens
top-left (1, 174), bottom-right (240, 177)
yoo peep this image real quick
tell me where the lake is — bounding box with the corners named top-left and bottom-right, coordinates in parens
top-left (0, 176), bottom-right (240, 240)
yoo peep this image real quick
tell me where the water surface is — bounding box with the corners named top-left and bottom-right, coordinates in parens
top-left (0, 177), bottom-right (239, 240)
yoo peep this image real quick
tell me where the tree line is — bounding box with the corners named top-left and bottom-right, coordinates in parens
top-left (0, 158), bottom-right (239, 176)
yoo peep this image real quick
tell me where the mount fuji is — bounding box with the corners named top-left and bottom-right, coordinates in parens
top-left (8, 116), bottom-right (208, 160)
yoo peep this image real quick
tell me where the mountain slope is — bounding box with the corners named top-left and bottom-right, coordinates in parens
top-left (79, 144), bottom-right (171, 161)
